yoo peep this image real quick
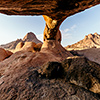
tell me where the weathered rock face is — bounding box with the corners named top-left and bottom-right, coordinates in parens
top-left (0, 53), bottom-right (100, 99)
top-left (0, 48), bottom-right (13, 61)
top-left (0, 0), bottom-right (100, 20)
top-left (21, 41), bottom-right (36, 52)
top-left (72, 48), bottom-right (100, 65)
top-left (0, 48), bottom-right (8, 61)
top-left (62, 56), bottom-right (100, 94)
top-left (15, 41), bottom-right (24, 50)
top-left (43, 15), bottom-right (60, 41)
top-left (33, 43), bottom-right (42, 52)
top-left (6, 50), bottom-right (13, 57)
top-left (41, 40), bottom-right (73, 59)
top-left (39, 56), bottom-right (100, 94)
top-left (38, 62), bottom-right (64, 79)
top-left (15, 42), bottom-right (43, 52)
top-left (41, 15), bottom-right (71, 58)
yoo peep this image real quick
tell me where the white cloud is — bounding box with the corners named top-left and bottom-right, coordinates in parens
top-left (64, 28), bottom-right (69, 33)
top-left (70, 25), bottom-right (77, 30)
top-left (36, 34), bottom-right (43, 42)
top-left (60, 24), bottom-right (77, 39)
top-left (62, 33), bottom-right (72, 39)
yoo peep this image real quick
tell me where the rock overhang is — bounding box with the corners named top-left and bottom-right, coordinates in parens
top-left (0, 0), bottom-right (100, 56)
top-left (0, 0), bottom-right (100, 20)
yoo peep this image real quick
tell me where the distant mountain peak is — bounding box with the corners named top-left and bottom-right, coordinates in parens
top-left (66, 32), bottom-right (100, 49)
top-left (23, 32), bottom-right (42, 44)
top-left (23, 32), bottom-right (37, 42)
top-left (84, 33), bottom-right (100, 40)
top-left (0, 32), bottom-right (42, 50)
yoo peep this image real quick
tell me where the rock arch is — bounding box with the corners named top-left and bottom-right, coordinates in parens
top-left (0, 0), bottom-right (100, 57)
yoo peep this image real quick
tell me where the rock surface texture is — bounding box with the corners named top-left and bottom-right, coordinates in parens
top-left (0, 0), bottom-right (100, 20)
top-left (71, 48), bottom-right (100, 65)
top-left (15, 41), bottom-right (24, 50)
top-left (39, 56), bottom-right (100, 94)
top-left (0, 48), bottom-right (13, 61)
top-left (21, 41), bottom-right (36, 52)
top-left (0, 53), bottom-right (100, 100)
top-left (33, 43), bottom-right (43, 52)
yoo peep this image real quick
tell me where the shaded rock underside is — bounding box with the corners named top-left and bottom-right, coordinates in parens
top-left (0, 0), bottom-right (100, 20)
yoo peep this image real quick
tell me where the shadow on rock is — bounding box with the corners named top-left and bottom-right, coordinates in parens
top-left (38, 62), bottom-right (64, 79)
top-left (39, 56), bottom-right (100, 95)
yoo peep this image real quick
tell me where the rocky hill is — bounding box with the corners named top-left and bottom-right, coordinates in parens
top-left (0, 39), bottom-right (22, 50)
top-left (65, 32), bottom-right (100, 65)
top-left (0, 32), bottom-right (42, 50)
top-left (71, 48), bottom-right (100, 65)
top-left (0, 51), bottom-right (100, 100)
top-left (66, 33), bottom-right (100, 50)
top-left (23, 32), bottom-right (42, 43)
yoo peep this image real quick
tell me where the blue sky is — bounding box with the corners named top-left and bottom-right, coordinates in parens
top-left (0, 4), bottom-right (100, 46)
